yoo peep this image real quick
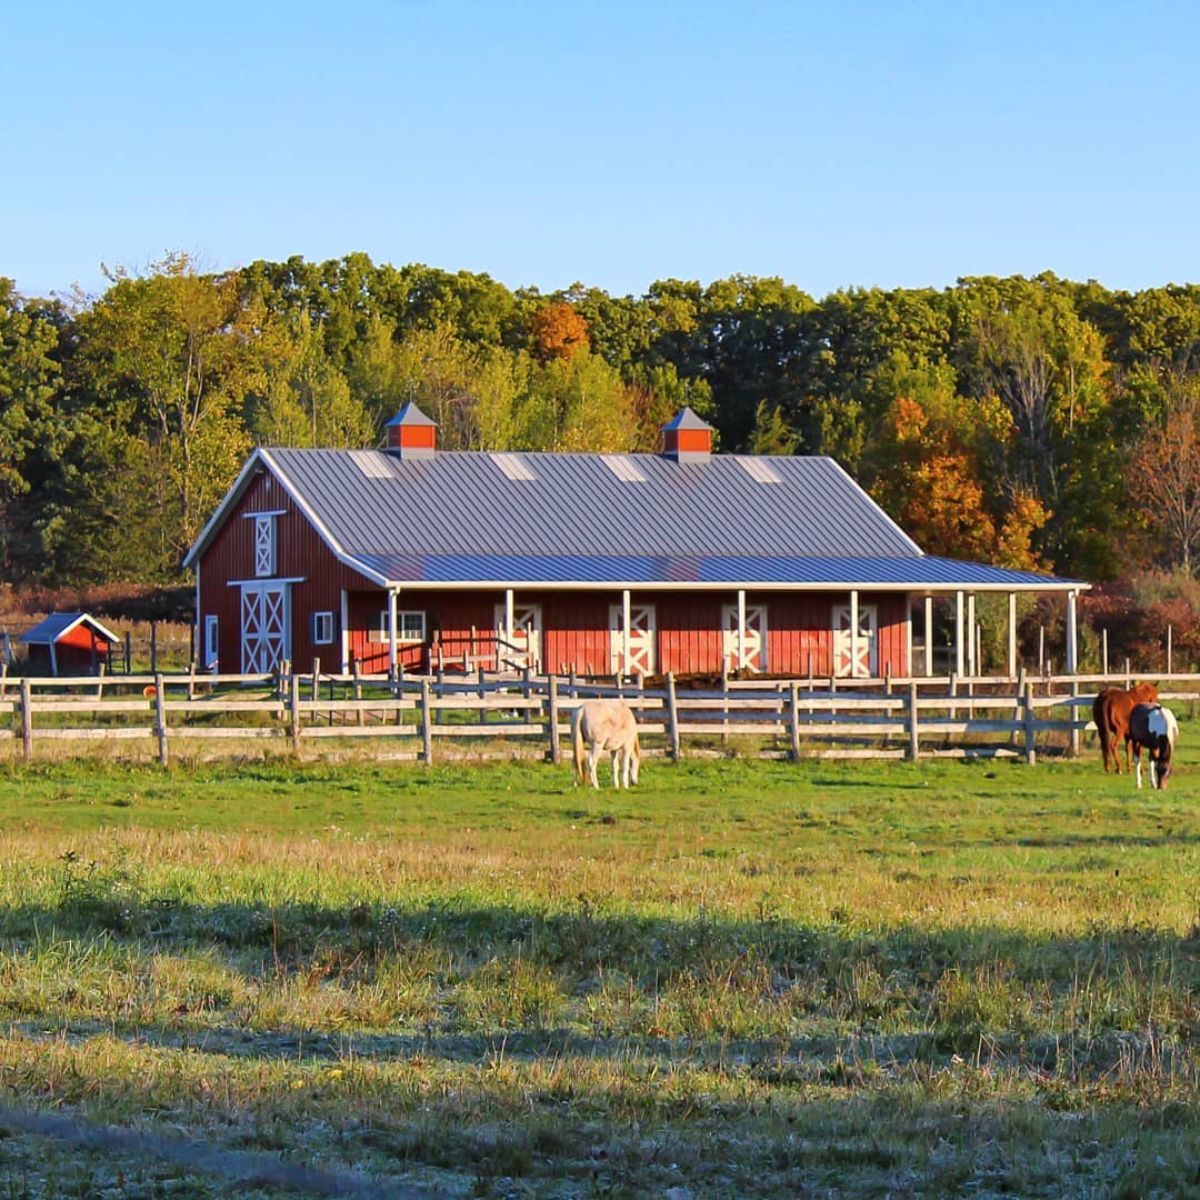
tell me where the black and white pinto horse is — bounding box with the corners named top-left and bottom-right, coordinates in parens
top-left (1128, 703), bottom-right (1179, 790)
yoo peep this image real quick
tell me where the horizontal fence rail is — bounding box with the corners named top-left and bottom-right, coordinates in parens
top-left (0, 661), bottom-right (1193, 767)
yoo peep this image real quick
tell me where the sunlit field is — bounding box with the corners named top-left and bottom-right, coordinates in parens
top-left (2, 738), bottom-right (1200, 1198)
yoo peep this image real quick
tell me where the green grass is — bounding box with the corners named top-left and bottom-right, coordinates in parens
top-left (2, 743), bottom-right (1200, 1196)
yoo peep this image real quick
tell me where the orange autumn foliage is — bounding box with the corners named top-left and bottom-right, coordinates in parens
top-left (873, 389), bottom-right (1049, 570)
top-left (530, 302), bottom-right (590, 361)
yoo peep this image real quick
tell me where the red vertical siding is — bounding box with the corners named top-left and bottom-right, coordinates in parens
top-left (198, 468), bottom-right (378, 674)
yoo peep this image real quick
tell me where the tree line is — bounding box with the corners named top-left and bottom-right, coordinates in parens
top-left (2, 252), bottom-right (1199, 591)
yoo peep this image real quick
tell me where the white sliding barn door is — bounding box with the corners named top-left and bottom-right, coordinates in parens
top-left (608, 603), bottom-right (657, 675)
top-left (832, 603), bottom-right (878, 678)
top-left (240, 583), bottom-right (290, 673)
top-left (721, 604), bottom-right (768, 671)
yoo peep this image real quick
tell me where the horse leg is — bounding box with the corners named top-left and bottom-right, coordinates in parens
top-left (1135, 744), bottom-right (1143, 790)
top-left (589, 747), bottom-right (600, 789)
top-left (1150, 755), bottom-right (1159, 789)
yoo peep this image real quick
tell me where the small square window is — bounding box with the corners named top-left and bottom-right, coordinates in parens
top-left (312, 611), bottom-right (335, 645)
top-left (373, 609), bottom-right (427, 643)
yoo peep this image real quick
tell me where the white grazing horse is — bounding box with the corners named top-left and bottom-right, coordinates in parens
top-left (572, 699), bottom-right (641, 789)
top-left (1128, 702), bottom-right (1180, 790)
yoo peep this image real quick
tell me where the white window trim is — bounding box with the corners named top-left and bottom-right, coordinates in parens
top-left (312, 611), bottom-right (335, 645)
top-left (372, 609), bottom-right (426, 644)
top-left (203, 614), bottom-right (219, 670)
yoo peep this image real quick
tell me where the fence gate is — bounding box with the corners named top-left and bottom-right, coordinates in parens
top-left (240, 583), bottom-right (290, 673)
top-left (721, 604), bottom-right (767, 671)
top-left (832, 603), bottom-right (878, 678)
top-left (494, 603), bottom-right (542, 671)
top-left (608, 604), bottom-right (656, 675)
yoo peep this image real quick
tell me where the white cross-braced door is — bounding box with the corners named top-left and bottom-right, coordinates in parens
top-left (608, 604), bottom-right (657, 675)
top-left (721, 604), bottom-right (768, 671)
top-left (494, 603), bottom-right (543, 672)
top-left (832, 603), bottom-right (878, 678)
top-left (241, 584), bottom-right (290, 673)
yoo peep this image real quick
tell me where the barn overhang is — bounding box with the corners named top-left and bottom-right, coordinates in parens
top-left (347, 552), bottom-right (1087, 595)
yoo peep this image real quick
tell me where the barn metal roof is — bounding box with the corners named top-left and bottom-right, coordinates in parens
top-left (19, 612), bottom-right (120, 645)
top-left (185, 446), bottom-right (1085, 592)
top-left (268, 448), bottom-right (924, 558)
top-left (350, 553), bottom-right (1066, 590)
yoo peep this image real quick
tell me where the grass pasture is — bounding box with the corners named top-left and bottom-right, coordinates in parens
top-left (1, 741), bottom-right (1200, 1197)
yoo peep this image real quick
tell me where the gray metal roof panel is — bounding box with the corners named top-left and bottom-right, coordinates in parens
top-left (270, 448), bottom-right (923, 562)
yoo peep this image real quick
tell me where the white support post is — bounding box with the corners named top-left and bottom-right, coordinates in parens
top-left (505, 588), bottom-right (515, 671)
top-left (924, 595), bottom-right (933, 677)
top-left (1008, 592), bottom-right (1018, 680)
top-left (339, 588), bottom-right (350, 675)
top-left (955, 590), bottom-right (965, 679)
top-left (737, 588), bottom-right (746, 672)
top-left (622, 588), bottom-right (632, 676)
top-left (1066, 588), bottom-right (1078, 675)
top-left (849, 589), bottom-right (859, 680)
top-left (387, 588), bottom-right (399, 676)
top-left (904, 594), bottom-right (913, 677)
top-left (966, 593), bottom-right (976, 677)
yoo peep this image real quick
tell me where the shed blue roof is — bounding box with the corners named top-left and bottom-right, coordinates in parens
top-left (20, 612), bottom-right (120, 645)
top-left (186, 446), bottom-right (1084, 591)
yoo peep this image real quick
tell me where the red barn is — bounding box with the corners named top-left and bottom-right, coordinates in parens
top-left (20, 613), bottom-right (120, 676)
top-left (184, 404), bottom-right (1085, 679)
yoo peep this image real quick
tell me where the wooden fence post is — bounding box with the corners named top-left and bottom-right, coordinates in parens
top-left (547, 674), bottom-right (561, 765)
top-left (1125, 657), bottom-right (1132, 691)
top-left (0, 661), bottom-right (7, 703)
top-left (420, 677), bottom-right (433, 766)
top-left (666, 671), bottom-right (681, 762)
top-left (477, 664), bottom-right (487, 726)
top-left (1010, 666), bottom-right (1025, 746)
top-left (150, 622), bottom-right (158, 674)
top-left (1070, 678), bottom-right (1081, 758)
top-left (789, 681), bottom-right (801, 763)
top-left (186, 660), bottom-right (196, 702)
top-left (289, 670), bottom-right (301, 753)
top-left (123, 631), bottom-right (132, 675)
top-left (907, 680), bottom-right (920, 762)
top-left (20, 677), bottom-right (32, 764)
top-left (154, 673), bottom-right (169, 766)
top-left (1022, 681), bottom-right (1036, 766)
top-left (353, 658), bottom-right (364, 727)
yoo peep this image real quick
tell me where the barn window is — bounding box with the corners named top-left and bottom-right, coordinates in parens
top-left (312, 611), bottom-right (335, 645)
top-left (254, 515), bottom-right (276, 577)
top-left (203, 615), bottom-right (219, 669)
top-left (372, 609), bottom-right (426, 643)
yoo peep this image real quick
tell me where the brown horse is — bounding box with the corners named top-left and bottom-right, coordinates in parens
top-left (1093, 682), bottom-right (1159, 773)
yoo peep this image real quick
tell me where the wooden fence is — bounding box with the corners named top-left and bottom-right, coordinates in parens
top-left (0, 664), bottom-right (1195, 766)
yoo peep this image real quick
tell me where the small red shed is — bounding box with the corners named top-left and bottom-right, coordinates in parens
top-left (20, 613), bottom-right (121, 676)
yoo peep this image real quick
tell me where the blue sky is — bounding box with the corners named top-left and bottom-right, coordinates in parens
top-left (3, 1), bottom-right (1198, 300)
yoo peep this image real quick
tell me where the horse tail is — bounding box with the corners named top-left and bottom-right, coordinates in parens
top-left (1093, 692), bottom-right (1113, 771)
top-left (572, 706), bottom-right (586, 785)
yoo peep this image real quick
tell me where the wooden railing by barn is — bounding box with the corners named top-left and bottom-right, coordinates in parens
top-left (0, 663), bottom-right (1195, 766)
